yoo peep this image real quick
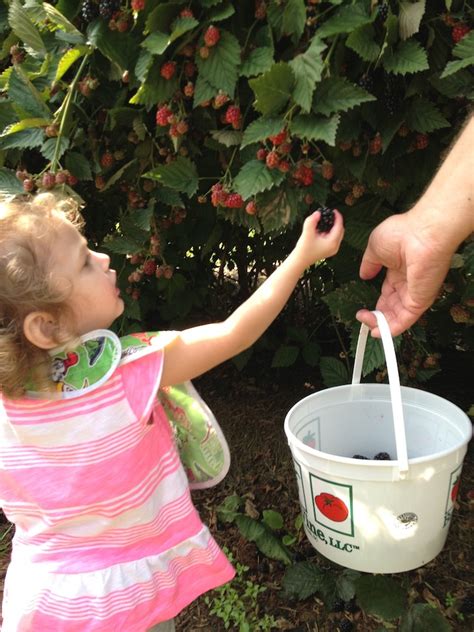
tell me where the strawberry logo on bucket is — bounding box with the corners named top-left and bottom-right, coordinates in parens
top-left (315, 493), bottom-right (349, 522)
top-left (451, 476), bottom-right (460, 503)
top-left (444, 466), bottom-right (463, 528)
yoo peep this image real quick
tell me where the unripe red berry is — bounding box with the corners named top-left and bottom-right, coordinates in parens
top-left (131, 0), bottom-right (146, 11)
top-left (199, 46), bottom-right (210, 59)
top-left (180, 8), bottom-right (194, 18)
top-left (224, 105), bottom-right (241, 126)
top-left (156, 105), bottom-right (173, 126)
top-left (42, 172), bottom-right (56, 189)
top-left (100, 151), bottom-right (114, 168)
top-left (160, 61), bottom-right (176, 80)
top-left (256, 147), bottom-right (268, 161)
top-left (415, 133), bottom-right (429, 150)
top-left (23, 178), bottom-right (36, 192)
top-left (245, 200), bottom-right (257, 215)
top-left (278, 160), bottom-right (290, 173)
top-left (67, 174), bottom-right (78, 186)
top-left (268, 129), bottom-right (287, 146)
top-left (184, 61), bottom-right (196, 77)
top-left (266, 150), bottom-right (280, 169)
top-left (452, 24), bottom-right (470, 43)
top-left (143, 260), bottom-right (157, 276)
top-left (183, 82), bottom-right (194, 97)
top-left (321, 161), bottom-right (334, 180)
top-left (225, 193), bottom-right (244, 208)
top-left (204, 25), bottom-right (220, 47)
top-left (368, 133), bottom-right (382, 155)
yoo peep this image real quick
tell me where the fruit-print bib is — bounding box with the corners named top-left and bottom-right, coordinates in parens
top-left (26, 329), bottom-right (230, 489)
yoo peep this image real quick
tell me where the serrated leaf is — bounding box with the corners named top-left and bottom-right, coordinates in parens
top-left (8, 0), bottom-right (46, 54)
top-left (40, 136), bottom-right (69, 160)
top-left (281, 0), bottom-right (306, 43)
top-left (282, 562), bottom-right (326, 600)
top-left (209, 129), bottom-right (242, 147)
top-left (313, 77), bottom-right (375, 116)
top-left (141, 32), bottom-right (170, 56)
top-left (42, 2), bottom-right (84, 39)
top-left (0, 127), bottom-right (44, 150)
top-left (130, 66), bottom-right (178, 108)
top-left (208, 1), bottom-right (235, 21)
top-left (290, 114), bottom-right (339, 145)
top-left (355, 576), bottom-right (406, 621)
top-left (240, 46), bottom-right (274, 78)
top-left (399, 1), bottom-right (426, 41)
top-left (430, 70), bottom-right (474, 98)
top-left (0, 167), bottom-right (25, 199)
top-left (317, 4), bottom-right (373, 38)
top-left (196, 29), bottom-right (240, 97)
top-left (271, 344), bottom-right (299, 368)
top-left (192, 73), bottom-right (217, 106)
top-left (145, 2), bottom-right (179, 33)
top-left (216, 494), bottom-right (242, 524)
top-left (405, 97), bottom-right (450, 133)
top-left (320, 356), bottom-right (349, 387)
top-left (235, 515), bottom-right (293, 564)
top-left (440, 57), bottom-right (474, 78)
top-left (143, 156), bottom-right (198, 197)
top-left (289, 36), bottom-right (326, 112)
top-left (87, 20), bottom-right (138, 71)
top-left (383, 39), bottom-right (429, 75)
top-left (399, 603), bottom-right (451, 632)
top-left (249, 62), bottom-right (294, 116)
top-left (1, 117), bottom-right (49, 135)
top-left (55, 47), bottom-right (85, 82)
top-left (234, 159), bottom-right (283, 199)
top-left (104, 234), bottom-right (143, 255)
top-left (65, 151), bottom-right (93, 180)
top-left (344, 218), bottom-right (373, 251)
top-left (8, 66), bottom-right (50, 118)
top-left (241, 117), bottom-right (285, 148)
top-left (323, 281), bottom-right (380, 325)
top-left (257, 186), bottom-right (300, 232)
top-left (346, 24), bottom-right (380, 62)
top-left (135, 49), bottom-right (152, 83)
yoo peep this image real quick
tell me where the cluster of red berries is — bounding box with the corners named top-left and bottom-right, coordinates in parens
top-left (155, 104), bottom-right (189, 139)
top-left (107, 10), bottom-right (130, 33)
top-left (131, 0), bottom-right (145, 11)
top-left (210, 183), bottom-right (243, 208)
top-left (17, 169), bottom-right (78, 192)
top-left (452, 23), bottom-right (470, 43)
top-left (224, 105), bottom-right (242, 129)
top-left (160, 61), bottom-right (176, 81)
top-left (293, 162), bottom-right (314, 187)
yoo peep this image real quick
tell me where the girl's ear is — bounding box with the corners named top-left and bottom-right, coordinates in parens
top-left (23, 312), bottom-right (60, 350)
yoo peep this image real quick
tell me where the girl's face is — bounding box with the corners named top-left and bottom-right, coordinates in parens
top-left (51, 217), bottom-right (124, 335)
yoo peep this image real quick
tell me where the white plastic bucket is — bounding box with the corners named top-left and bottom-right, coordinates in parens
top-left (284, 311), bottom-right (472, 573)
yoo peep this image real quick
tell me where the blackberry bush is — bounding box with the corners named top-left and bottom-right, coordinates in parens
top-left (0, 0), bottom-right (472, 389)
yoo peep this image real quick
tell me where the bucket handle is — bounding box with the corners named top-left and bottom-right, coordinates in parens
top-left (352, 310), bottom-right (409, 479)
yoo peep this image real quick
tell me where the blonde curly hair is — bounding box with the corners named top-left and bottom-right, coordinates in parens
top-left (0, 192), bottom-right (84, 398)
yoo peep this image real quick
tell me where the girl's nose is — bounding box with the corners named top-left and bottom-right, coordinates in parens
top-left (92, 250), bottom-right (110, 270)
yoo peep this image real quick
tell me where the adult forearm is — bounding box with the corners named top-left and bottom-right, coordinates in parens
top-left (409, 113), bottom-right (474, 250)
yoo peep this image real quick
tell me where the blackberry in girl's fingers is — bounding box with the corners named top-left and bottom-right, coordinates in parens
top-left (316, 207), bottom-right (335, 233)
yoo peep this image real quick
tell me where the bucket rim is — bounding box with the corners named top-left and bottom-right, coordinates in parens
top-left (284, 383), bottom-right (472, 467)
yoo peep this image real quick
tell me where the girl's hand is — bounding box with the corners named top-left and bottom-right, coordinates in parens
top-left (292, 209), bottom-right (344, 270)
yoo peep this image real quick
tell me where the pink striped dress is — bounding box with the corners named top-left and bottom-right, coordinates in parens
top-left (0, 338), bottom-right (234, 631)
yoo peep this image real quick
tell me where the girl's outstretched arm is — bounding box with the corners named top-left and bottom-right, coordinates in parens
top-left (160, 210), bottom-right (344, 386)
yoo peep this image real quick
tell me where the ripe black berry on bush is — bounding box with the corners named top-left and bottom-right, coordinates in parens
top-left (345, 598), bottom-right (360, 613)
top-left (81, 0), bottom-right (99, 22)
top-left (377, 2), bottom-right (389, 22)
top-left (358, 73), bottom-right (374, 93)
top-left (332, 598), bottom-right (345, 612)
top-left (339, 619), bottom-right (354, 632)
top-left (316, 207), bottom-right (335, 233)
top-left (374, 452), bottom-right (391, 460)
top-left (99, 0), bottom-right (120, 19)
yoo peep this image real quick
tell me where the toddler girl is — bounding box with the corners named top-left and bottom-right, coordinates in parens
top-left (0, 192), bottom-right (343, 631)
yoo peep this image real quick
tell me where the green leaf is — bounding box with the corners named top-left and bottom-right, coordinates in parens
top-left (281, 0), bottom-right (306, 43)
top-left (234, 159), bottom-right (283, 199)
top-left (336, 569), bottom-right (360, 602)
top-left (317, 4), bottom-right (373, 38)
top-left (40, 136), bottom-right (69, 161)
top-left (430, 70), bottom-right (474, 98)
top-left (0, 127), bottom-right (44, 150)
top-left (452, 30), bottom-right (474, 59)
top-left (143, 156), bottom-right (198, 197)
top-left (271, 344), bottom-right (299, 368)
top-left (282, 562), bottom-right (326, 600)
top-left (104, 234), bottom-right (144, 255)
top-left (323, 281), bottom-right (380, 325)
top-left (262, 509), bottom-right (284, 530)
top-left (257, 185), bottom-right (300, 232)
top-left (0, 167), bottom-right (25, 199)
top-left (87, 20), bottom-right (138, 71)
top-left (141, 32), bottom-right (170, 56)
top-left (290, 114), bottom-right (339, 145)
top-left (65, 151), bottom-right (93, 180)
top-left (196, 29), bottom-right (240, 97)
top-left (346, 24), bottom-right (380, 62)
top-left (289, 36), bottom-right (326, 112)
top-left (216, 494), bottom-right (242, 524)
top-left (399, 603), bottom-right (451, 632)
top-left (383, 39), bottom-right (429, 75)
top-left (55, 47), bottom-right (85, 83)
top-left (249, 62), bottom-right (295, 116)
top-left (355, 576), bottom-right (405, 621)
top-left (1, 117), bottom-right (49, 135)
top-left (208, 1), bottom-right (235, 21)
top-left (440, 57), bottom-right (474, 78)
top-left (320, 357), bottom-right (349, 387)
top-left (344, 218), bottom-right (373, 251)
top-left (240, 46), bottom-right (274, 78)
top-left (145, 2), bottom-right (179, 33)
top-left (209, 129), bottom-right (242, 147)
top-left (42, 2), bottom-right (84, 39)
top-left (399, 1), bottom-right (426, 41)
top-left (313, 77), bottom-right (375, 116)
top-left (101, 159), bottom-right (137, 192)
top-left (192, 73), bottom-right (217, 106)
top-left (8, 0), bottom-right (46, 54)
top-left (405, 97), bottom-right (450, 133)
top-left (130, 66), bottom-right (179, 108)
top-left (241, 117), bottom-right (285, 148)
top-left (235, 515), bottom-right (293, 565)
top-left (8, 66), bottom-right (50, 118)
top-left (350, 330), bottom-right (386, 376)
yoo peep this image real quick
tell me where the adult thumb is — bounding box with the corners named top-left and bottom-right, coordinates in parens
top-left (359, 248), bottom-right (383, 280)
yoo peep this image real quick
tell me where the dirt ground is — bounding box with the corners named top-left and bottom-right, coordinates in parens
top-left (0, 361), bottom-right (472, 631)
